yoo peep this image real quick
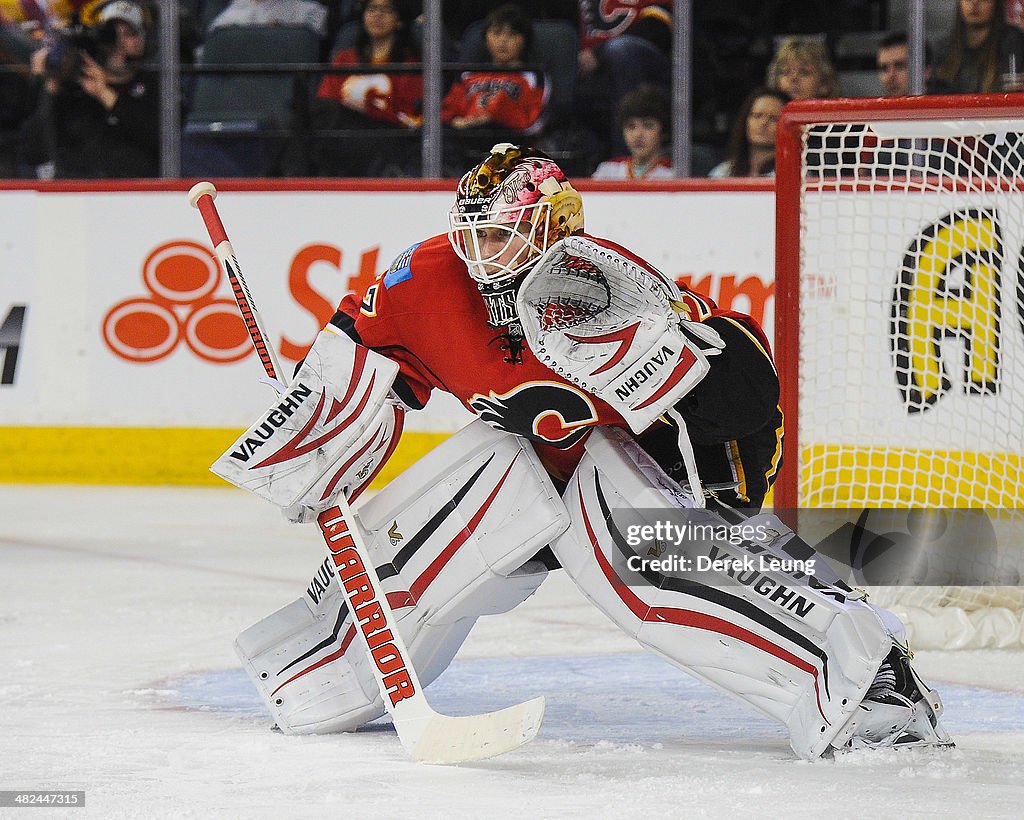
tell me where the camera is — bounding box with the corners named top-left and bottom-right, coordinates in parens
top-left (44, 21), bottom-right (119, 85)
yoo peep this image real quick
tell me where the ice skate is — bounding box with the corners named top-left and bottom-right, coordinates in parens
top-left (835, 644), bottom-right (955, 753)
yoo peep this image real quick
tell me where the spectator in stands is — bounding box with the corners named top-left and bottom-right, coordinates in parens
top-left (862, 35), bottom-right (938, 174)
top-left (878, 31), bottom-right (928, 96)
top-left (575, 1), bottom-right (672, 154)
top-left (591, 83), bottom-right (671, 179)
top-left (207, 0), bottom-right (328, 39)
top-left (708, 86), bottom-right (789, 178)
top-left (766, 37), bottom-right (840, 100)
top-left (441, 3), bottom-right (545, 133)
top-left (17, 0), bottom-right (157, 178)
top-left (312, 0), bottom-right (421, 176)
top-left (1, 4), bottom-right (41, 174)
top-left (876, 31), bottom-right (954, 96)
top-left (935, 0), bottom-right (1024, 93)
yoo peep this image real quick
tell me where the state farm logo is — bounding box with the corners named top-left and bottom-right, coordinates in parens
top-left (102, 241), bottom-right (251, 364)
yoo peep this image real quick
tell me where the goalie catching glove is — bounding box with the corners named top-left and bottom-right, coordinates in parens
top-left (211, 326), bottom-right (405, 521)
top-left (516, 235), bottom-right (725, 434)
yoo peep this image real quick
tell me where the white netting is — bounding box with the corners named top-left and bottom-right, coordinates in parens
top-left (796, 117), bottom-right (1024, 648)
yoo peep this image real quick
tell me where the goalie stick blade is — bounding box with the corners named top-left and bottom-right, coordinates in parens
top-left (406, 695), bottom-right (546, 764)
top-left (318, 503), bottom-right (545, 765)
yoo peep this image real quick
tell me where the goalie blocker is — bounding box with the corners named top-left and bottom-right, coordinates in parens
top-left (211, 327), bottom-right (405, 521)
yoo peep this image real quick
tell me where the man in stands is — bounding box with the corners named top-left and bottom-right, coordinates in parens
top-left (877, 31), bottom-right (947, 95)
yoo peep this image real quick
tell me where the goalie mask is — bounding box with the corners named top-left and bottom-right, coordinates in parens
top-left (448, 143), bottom-right (584, 327)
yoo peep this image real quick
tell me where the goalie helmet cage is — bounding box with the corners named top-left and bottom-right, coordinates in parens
top-left (774, 94), bottom-right (1024, 649)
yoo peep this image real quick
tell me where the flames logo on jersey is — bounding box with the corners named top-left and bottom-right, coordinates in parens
top-left (469, 381), bottom-right (598, 448)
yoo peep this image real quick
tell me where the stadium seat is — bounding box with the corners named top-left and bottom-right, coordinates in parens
top-left (187, 25), bottom-right (320, 131)
top-left (198, 0), bottom-right (232, 35)
top-left (330, 19), bottom-right (361, 55)
top-left (183, 25), bottom-right (321, 176)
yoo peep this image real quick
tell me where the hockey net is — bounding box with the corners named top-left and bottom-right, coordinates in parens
top-left (775, 95), bottom-right (1024, 649)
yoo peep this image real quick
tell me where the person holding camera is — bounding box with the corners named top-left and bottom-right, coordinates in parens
top-left (18, 0), bottom-right (158, 178)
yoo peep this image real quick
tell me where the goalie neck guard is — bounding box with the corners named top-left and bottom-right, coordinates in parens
top-left (448, 143), bottom-right (584, 327)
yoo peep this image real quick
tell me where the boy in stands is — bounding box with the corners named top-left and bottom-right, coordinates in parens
top-left (592, 84), bottom-right (673, 180)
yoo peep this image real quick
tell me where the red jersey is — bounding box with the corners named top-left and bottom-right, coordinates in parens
top-left (335, 234), bottom-right (782, 503)
top-left (577, 0), bottom-right (672, 51)
top-left (315, 48), bottom-right (423, 127)
top-left (591, 154), bottom-right (673, 180)
top-left (440, 70), bottom-right (547, 133)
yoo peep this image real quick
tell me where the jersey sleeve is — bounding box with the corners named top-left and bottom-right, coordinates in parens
top-left (330, 243), bottom-right (438, 410)
top-left (378, 61), bottom-right (423, 127)
top-left (636, 281), bottom-right (781, 509)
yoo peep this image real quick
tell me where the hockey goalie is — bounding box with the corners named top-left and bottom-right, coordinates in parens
top-left (215, 144), bottom-right (952, 758)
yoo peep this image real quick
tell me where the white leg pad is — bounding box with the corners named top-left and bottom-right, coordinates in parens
top-left (235, 565), bottom-right (548, 734)
top-left (236, 419), bottom-right (569, 734)
top-left (552, 427), bottom-right (893, 759)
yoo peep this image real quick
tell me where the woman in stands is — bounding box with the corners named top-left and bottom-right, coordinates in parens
top-left (708, 87), bottom-right (789, 178)
top-left (935, 0), bottom-right (1024, 92)
top-left (765, 39), bottom-right (842, 179)
top-left (313, 0), bottom-right (422, 176)
top-left (766, 37), bottom-right (840, 101)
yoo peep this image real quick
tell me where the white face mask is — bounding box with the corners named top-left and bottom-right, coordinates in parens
top-left (448, 201), bottom-right (552, 288)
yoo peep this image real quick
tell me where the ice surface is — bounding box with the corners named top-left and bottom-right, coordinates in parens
top-left (1, 486), bottom-right (1023, 819)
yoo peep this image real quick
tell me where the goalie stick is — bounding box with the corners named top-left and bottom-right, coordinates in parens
top-left (187, 181), bottom-right (545, 764)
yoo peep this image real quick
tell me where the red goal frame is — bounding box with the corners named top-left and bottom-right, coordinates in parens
top-left (772, 92), bottom-right (1024, 512)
